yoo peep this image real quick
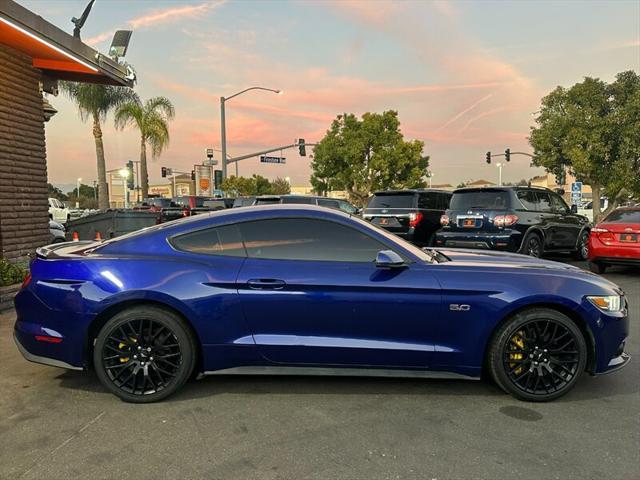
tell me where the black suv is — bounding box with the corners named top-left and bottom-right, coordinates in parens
top-left (363, 189), bottom-right (452, 246)
top-left (434, 186), bottom-right (590, 259)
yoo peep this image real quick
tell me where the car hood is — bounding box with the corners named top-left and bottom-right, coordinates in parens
top-left (434, 248), bottom-right (594, 274)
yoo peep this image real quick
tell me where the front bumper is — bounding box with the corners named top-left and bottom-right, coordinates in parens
top-left (597, 352), bottom-right (631, 375)
top-left (435, 230), bottom-right (522, 252)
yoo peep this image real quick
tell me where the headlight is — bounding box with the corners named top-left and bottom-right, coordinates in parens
top-left (587, 295), bottom-right (624, 312)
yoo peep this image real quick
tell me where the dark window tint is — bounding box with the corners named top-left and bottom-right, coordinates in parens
top-left (281, 196), bottom-right (316, 205)
top-left (254, 197), bottom-right (281, 205)
top-left (368, 193), bottom-right (415, 208)
top-left (604, 209), bottom-right (640, 223)
top-left (536, 192), bottom-right (553, 212)
top-left (317, 198), bottom-right (340, 209)
top-left (517, 190), bottom-right (538, 210)
top-left (418, 192), bottom-right (438, 209)
top-left (439, 193), bottom-right (452, 210)
top-left (550, 194), bottom-right (568, 213)
top-left (239, 219), bottom-right (389, 262)
top-left (171, 225), bottom-right (245, 256)
top-left (450, 190), bottom-right (510, 210)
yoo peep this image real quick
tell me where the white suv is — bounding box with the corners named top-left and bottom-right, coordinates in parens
top-left (48, 197), bottom-right (70, 224)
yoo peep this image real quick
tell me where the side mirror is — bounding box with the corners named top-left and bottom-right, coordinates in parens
top-left (375, 250), bottom-right (406, 269)
top-left (570, 204), bottom-right (578, 214)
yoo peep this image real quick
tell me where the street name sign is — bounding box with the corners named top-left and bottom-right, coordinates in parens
top-left (260, 155), bottom-right (286, 164)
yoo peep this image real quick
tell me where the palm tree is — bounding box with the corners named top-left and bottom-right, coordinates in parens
top-left (61, 83), bottom-right (135, 210)
top-left (115, 96), bottom-right (175, 199)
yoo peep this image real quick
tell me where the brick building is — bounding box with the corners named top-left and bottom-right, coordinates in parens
top-left (0, 0), bottom-right (132, 261)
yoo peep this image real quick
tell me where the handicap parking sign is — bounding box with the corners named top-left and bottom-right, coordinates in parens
top-left (571, 182), bottom-right (582, 193)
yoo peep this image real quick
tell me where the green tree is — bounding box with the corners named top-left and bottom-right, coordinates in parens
top-left (530, 71), bottom-right (640, 221)
top-left (114, 95), bottom-right (175, 199)
top-left (66, 183), bottom-right (98, 209)
top-left (61, 83), bottom-right (135, 209)
top-left (221, 174), bottom-right (274, 196)
top-left (270, 177), bottom-right (291, 195)
top-left (310, 111), bottom-right (428, 206)
top-left (47, 183), bottom-right (68, 201)
top-left (456, 182), bottom-right (467, 189)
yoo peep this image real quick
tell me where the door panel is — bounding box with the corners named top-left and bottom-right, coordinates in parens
top-left (237, 259), bottom-right (442, 367)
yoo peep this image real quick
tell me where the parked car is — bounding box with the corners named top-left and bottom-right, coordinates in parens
top-left (577, 198), bottom-right (608, 223)
top-left (363, 189), bottom-right (452, 246)
top-left (588, 207), bottom-right (640, 273)
top-left (435, 186), bottom-right (591, 259)
top-left (253, 195), bottom-right (359, 214)
top-left (232, 196), bottom-right (256, 208)
top-left (49, 219), bottom-right (65, 243)
top-left (48, 197), bottom-right (69, 224)
top-left (172, 196), bottom-right (234, 216)
top-left (15, 205), bottom-right (629, 403)
top-left (134, 198), bottom-right (184, 223)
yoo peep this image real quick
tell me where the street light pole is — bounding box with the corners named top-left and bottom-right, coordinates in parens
top-left (220, 96), bottom-right (227, 180)
top-left (219, 86), bottom-right (281, 181)
top-left (496, 163), bottom-right (504, 186)
top-left (76, 177), bottom-right (81, 208)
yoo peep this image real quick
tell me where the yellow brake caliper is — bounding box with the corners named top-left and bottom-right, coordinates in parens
top-left (509, 331), bottom-right (525, 375)
top-left (119, 337), bottom-right (136, 363)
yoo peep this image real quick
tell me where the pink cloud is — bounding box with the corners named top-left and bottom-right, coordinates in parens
top-left (85, 0), bottom-right (226, 46)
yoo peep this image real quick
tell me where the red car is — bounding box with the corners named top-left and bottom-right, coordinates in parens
top-left (588, 207), bottom-right (640, 273)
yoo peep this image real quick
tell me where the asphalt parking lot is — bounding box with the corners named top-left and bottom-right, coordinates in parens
top-left (1, 260), bottom-right (638, 480)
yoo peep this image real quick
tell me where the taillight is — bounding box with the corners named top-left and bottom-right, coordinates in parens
top-left (440, 214), bottom-right (450, 226)
top-left (21, 272), bottom-right (32, 289)
top-left (182, 208), bottom-right (190, 217)
top-left (409, 212), bottom-right (423, 228)
top-left (494, 214), bottom-right (519, 227)
top-left (592, 227), bottom-right (614, 243)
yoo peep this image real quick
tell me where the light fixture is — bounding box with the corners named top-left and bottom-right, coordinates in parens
top-left (109, 30), bottom-right (133, 60)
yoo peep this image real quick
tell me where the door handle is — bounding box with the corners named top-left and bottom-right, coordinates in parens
top-left (247, 278), bottom-right (286, 290)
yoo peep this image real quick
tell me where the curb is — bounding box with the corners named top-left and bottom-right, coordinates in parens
top-left (0, 283), bottom-right (19, 313)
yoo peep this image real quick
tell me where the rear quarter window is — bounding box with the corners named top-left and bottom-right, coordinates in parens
top-left (171, 225), bottom-right (246, 256)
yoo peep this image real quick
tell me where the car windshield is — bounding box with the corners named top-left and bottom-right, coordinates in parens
top-left (604, 209), bottom-right (640, 223)
top-left (450, 190), bottom-right (510, 210)
top-left (254, 198), bottom-right (281, 205)
top-left (368, 193), bottom-right (415, 208)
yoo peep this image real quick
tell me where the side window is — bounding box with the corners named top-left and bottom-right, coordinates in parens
top-left (238, 219), bottom-right (391, 263)
top-left (338, 201), bottom-right (357, 214)
top-left (536, 192), bottom-right (553, 212)
top-left (317, 199), bottom-right (340, 209)
top-left (439, 193), bottom-right (451, 210)
top-left (171, 224), bottom-right (246, 256)
top-left (550, 194), bottom-right (569, 213)
top-left (281, 197), bottom-right (314, 204)
top-left (517, 190), bottom-right (538, 210)
top-left (418, 193), bottom-right (437, 209)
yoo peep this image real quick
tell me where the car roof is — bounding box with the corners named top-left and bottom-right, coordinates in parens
top-left (452, 186), bottom-right (554, 193)
top-left (372, 189), bottom-right (452, 194)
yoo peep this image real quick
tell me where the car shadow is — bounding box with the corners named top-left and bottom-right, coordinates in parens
top-left (53, 368), bottom-right (639, 405)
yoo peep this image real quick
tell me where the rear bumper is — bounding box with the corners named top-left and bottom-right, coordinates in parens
top-left (588, 236), bottom-right (640, 265)
top-left (13, 332), bottom-right (82, 370)
top-left (434, 230), bottom-right (522, 252)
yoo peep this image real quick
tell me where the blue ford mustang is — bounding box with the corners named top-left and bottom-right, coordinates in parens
top-left (14, 205), bottom-right (630, 403)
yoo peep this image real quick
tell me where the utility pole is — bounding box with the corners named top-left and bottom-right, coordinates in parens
top-left (496, 163), bottom-right (504, 186)
top-left (220, 96), bottom-right (227, 181)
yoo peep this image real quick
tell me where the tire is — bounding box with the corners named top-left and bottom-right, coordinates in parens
top-left (93, 306), bottom-right (196, 403)
top-left (589, 261), bottom-right (607, 274)
top-left (573, 231), bottom-right (590, 260)
top-left (521, 232), bottom-right (543, 258)
top-left (488, 308), bottom-right (587, 402)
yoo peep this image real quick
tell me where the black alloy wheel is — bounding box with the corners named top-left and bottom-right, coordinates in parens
top-left (489, 308), bottom-right (587, 401)
top-left (574, 231), bottom-right (590, 260)
top-left (523, 233), bottom-right (542, 258)
top-left (94, 306), bottom-right (196, 403)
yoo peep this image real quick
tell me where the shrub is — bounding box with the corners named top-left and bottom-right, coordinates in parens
top-left (0, 259), bottom-right (28, 287)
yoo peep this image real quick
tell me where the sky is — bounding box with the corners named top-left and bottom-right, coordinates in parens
top-left (20, 0), bottom-right (640, 189)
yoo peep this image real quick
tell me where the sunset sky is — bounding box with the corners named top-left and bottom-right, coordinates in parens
top-left (21, 0), bottom-right (640, 189)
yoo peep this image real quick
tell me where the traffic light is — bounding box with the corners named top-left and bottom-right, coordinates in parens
top-left (214, 169), bottom-right (223, 189)
top-left (126, 160), bottom-right (134, 189)
top-left (486, 151), bottom-right (491, 164)
top-left (504, 148), bottom-right (511, 162)
top-left (161, 166), bottom-right (167, 178)
top-left (298, 138), bottom-right (306, 157)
